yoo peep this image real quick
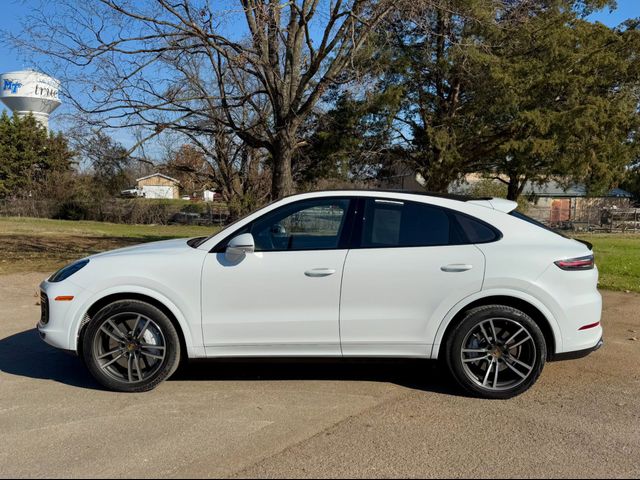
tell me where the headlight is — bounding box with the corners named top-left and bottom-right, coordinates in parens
top-left (49, 259), bottom-right (90, 282)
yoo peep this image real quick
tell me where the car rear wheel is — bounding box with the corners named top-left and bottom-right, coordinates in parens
top-left (446, 305), bottom-right (546, 399)
top-left (82, 300), bottom-right (181, 392)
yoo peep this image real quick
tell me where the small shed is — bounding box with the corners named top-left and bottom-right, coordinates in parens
top-left (203, 189), bottom-right (223, 202)
top-left (136, 173), bottom-right (180, 199)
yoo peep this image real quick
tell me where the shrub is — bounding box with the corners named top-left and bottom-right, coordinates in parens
top-left (55, 200), bottom-right (90, 221)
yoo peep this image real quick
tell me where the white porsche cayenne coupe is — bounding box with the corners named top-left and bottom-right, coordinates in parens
top-left (38, 190), bottom-right (603, 398)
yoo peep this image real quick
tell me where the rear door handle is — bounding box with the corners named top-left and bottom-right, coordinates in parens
top-left (305, 268), bottom-right (336, 277)
top-left (441, 264), bottom-right (473, 273)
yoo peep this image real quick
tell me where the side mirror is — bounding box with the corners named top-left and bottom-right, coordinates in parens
top-left (226, 233), bottom-right (255, 258)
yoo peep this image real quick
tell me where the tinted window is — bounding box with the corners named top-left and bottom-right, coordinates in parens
top-left (361, 199), bottom-right (454, 248)
top-left (454, 213), bottom-right (500, 243)
top-left (250, 198), bottom-right (351, 251)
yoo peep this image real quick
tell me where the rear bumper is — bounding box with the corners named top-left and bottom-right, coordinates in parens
top-left (550, 336), bottom-right (603, 361)
top-left (534, 261), bottom-right (603, 355)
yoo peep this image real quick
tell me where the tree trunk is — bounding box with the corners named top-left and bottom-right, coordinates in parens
top-left (506, 175), bottom-right (526, 201)
top-left (419, 148), bottom-right (454, 193)
top-left (422, 172), bottom-right (452, 193)
top-left (271, 132), bottom-right (295, 200)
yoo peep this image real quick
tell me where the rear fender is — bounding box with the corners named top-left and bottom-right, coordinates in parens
top-left (430, 288), bottom-right (562, 359)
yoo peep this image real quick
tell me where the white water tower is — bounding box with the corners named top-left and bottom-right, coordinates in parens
top-left (0, 70), bottom-right (61, 130)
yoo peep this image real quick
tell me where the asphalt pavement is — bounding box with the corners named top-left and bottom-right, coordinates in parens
top-left (1, 272), bottom-right (638, 478)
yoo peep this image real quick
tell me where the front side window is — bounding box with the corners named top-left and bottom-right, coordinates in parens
top-left (361, 199), bottom-right (458, 248)
top-left (250, 198), bottom-right (351, 251)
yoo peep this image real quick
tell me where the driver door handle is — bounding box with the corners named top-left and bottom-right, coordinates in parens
top-left (305, 268), bottom-right (336, 277)
top-left (441, 264), bottom-right (473, 273)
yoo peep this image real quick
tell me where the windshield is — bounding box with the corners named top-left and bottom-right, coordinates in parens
top-left (187, 212), bottom-right (253, 248)
top-left (188, 199), bottom-right (282, 248)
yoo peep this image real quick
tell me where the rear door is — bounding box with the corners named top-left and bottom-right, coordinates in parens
top-left (339, 198), bottom-right (487, 357)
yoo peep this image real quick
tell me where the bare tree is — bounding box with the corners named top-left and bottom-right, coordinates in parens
top-left (11, 0), bottom-right (397, 199)
top-left (166, 130), bottom-right (271, 221)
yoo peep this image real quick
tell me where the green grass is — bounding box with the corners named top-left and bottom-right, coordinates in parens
top-left (0, 216), bottom-right (216, 239)
top-left (574, 234), bottom-right (640, 293)
top-left (0, 217), bottom-right (218, 275)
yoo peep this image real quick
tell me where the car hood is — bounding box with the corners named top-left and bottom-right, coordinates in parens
top-left (91, 238), bottom-right (193, 259)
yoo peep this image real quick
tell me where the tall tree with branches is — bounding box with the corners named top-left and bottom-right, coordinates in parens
top-left (11, 0), bottom-right (397, 199)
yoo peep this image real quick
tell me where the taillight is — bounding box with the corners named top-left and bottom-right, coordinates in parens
top-left (579, 321), bottom-right (600, 331)
top-left (554, 254), bottom-right (595, 271)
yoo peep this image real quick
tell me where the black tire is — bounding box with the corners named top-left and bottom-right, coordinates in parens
top-left (445, 305), bottom-right (546, 399)
top-left (82, 300), bottom-right (181, 392)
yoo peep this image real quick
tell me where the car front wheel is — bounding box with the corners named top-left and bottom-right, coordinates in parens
top-left (446, 305), bottom-right (546, 399)
top-left (82, 300), bottom-right (181, 392)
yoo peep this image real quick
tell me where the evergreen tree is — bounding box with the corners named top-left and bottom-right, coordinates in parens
top-left (308, 1), bottom-right (639, 199)
top-left (468, 6), bottom-right (640, 199)
top-left (295, 89), bottom-right (402, 184)
top-left (621, 163), bottom-right (640, 201)
top-left (0, 111), bottom-right (74, 198)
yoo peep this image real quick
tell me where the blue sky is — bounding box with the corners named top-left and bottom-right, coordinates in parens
top-left (1, 0), bottom-right (638, 145)
top-left (588, 0), bottom-right (640, 24)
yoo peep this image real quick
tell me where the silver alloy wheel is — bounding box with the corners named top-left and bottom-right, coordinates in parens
top-left (92, 312), bottom-right (167, 384)
top-left (460, 317), bottom-right (537, 391)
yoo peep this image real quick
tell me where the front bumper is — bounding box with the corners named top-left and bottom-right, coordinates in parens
top-left (551, 336), bottom-right (604, 361)
top-left (37, 277), bottom-right (89, 352)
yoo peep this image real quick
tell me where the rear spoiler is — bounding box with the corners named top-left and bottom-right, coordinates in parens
top-left (467, 197), bottom-right (518, 213)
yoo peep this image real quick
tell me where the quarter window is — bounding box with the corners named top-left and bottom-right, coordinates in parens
top-left (454, 213), bottom-right (500, 243)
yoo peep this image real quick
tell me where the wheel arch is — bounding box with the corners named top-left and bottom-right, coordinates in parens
top-left (75, 292), bottom-right (191, 362)
top-left (432, 293), bottom-right (559, 361)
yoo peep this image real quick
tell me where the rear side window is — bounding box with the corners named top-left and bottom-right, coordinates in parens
top-left (454, 213), bottom-right (501, 243)
top-left (361, 199), bottom-right (459, 248)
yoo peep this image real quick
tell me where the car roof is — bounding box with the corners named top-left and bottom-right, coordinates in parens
top-left (288, 189), bottom-right (492, 203)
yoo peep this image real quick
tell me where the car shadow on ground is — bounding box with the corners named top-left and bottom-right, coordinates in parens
top-left (0, 329), bottom-right (100, 389)
top-left (0, 329), bottom-right (462, 396)
top-left (173, 358), bottom-right (462, 396)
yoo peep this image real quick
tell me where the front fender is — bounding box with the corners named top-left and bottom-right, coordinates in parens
top-left (68, 284), bottom-right (206, 359)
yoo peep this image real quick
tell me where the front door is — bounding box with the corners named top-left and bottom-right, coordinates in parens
top-left (201, 197), bottom-right (354, 356)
